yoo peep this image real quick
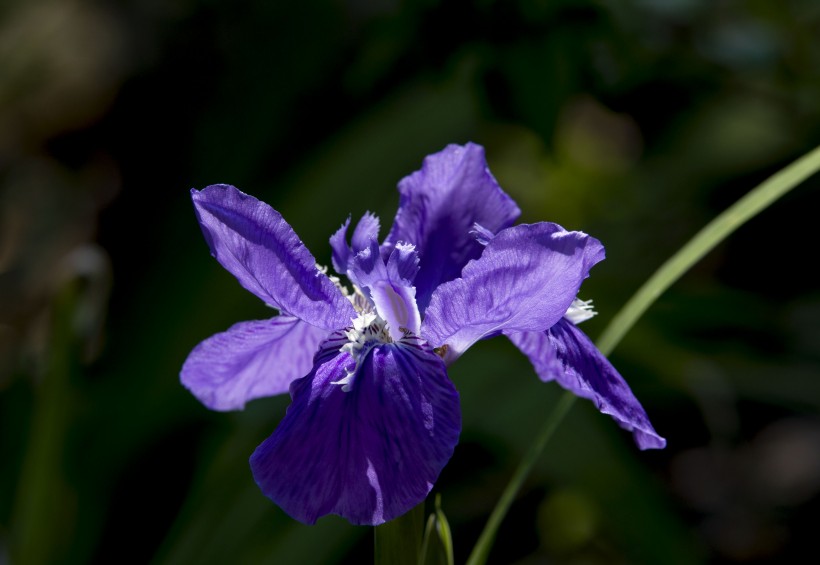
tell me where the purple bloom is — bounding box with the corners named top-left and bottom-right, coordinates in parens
top-left (181, 143), bottom-right (665, 526)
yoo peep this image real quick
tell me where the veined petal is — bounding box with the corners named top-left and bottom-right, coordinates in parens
top-left (387, 241), bottom-right (420, 283)
top-left (421, 222), bottom-right (605, 363)
top-left (351, 240), bottom-right (421, 339)
top-left (382, 143), bottom-right (521, 312)
top-left (191, 184), bottom-right (354, 330)
top-left (249, 338), bottom-right (461, 525)
top-left (507, 319), bottom-right (666, 450)
top-left (181, 316), bottom-right (328, 411)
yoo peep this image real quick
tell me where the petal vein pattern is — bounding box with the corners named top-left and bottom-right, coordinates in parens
top-left (191, 184), bottom-right (354, 330)
top-left (250, 338), bottom-right (461, 525)
top-left (181, 316), bottom-right (328, 411)
top-left (421, 222), bottom-right (605, 362)
top-left (382, 143), bottom-right (520, 312)
top-left (507, 320), bottom-right (666, 449)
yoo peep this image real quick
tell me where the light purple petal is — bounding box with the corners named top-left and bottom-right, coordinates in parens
top-left (507, 319), bottom-right (666, 450)
top-left (181, 316), bottom-right (328, 411)
top-left (351, 212), bottom-right (380, 255)
top-left (249, 337), bottom-right (461, 525)
top-left (421, 222), bottom-right (605, 362)
top-left (350, 240), bottom-right (421, 339)
top-left (191, 184), bottom-right (354, 330)
top-left (382, 143), bottom-right (521, 312)
top-left (387, 241), bottom-right (420, 283)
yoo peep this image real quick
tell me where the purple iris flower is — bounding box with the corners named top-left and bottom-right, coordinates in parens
top-left (181, 143), bottom-right (665, 526)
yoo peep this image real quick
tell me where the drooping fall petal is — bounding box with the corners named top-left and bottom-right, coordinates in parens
top-left (507, 319), bottom-right (666, 450)
top-left (250, 337), bottom-right (461, 525)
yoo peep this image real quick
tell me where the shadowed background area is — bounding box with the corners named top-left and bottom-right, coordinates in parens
top-left (2, 0), bottom-right (820, 563)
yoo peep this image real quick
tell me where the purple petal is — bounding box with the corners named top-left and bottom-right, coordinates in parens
top-left (387, 241), bottom-right (420, 283)
top-left (351, 212), bottom-right (380, 255)
top-left (330, 213), bottom-right (381, 275)
top-left (249, 337), bottom-right (461, 525)
top-left (181, 316), bottom-right (328, 411)
top-left (329, 217), bottom-right (351, 275)
top-left (382, 143), bottom-right (521, 312)
top-left (507, 319), bottom-right (666, 450)
top-left (191, 184), bottom-right (354, 330)
top-left (421, 223), bottom-right (605, 362)
top-left (350, 240), bottom-right (421, 340)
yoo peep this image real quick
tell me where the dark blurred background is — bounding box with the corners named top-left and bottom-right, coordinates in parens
top-left (2, 0), bottom-right (820, 563)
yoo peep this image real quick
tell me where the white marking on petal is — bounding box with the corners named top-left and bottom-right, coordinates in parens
top-left (334, 309), bottom-right (392, 391)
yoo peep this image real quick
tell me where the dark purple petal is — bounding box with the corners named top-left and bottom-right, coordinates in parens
top-left (249, 338), bottom-right (461, 525)
top-left (192, 184), bottom-right (354, 330)
top-left (421, 223), bottom-right (605, 362)
top-left (507, 319), bottom-right (666, 450)
top-left (382, 143), bottom-right (521, 312)
top-left (181, 316), bottom-right (328, 411)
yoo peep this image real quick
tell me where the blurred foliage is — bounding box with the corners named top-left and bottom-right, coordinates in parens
top-left (2, 0), bottom-right (819, 563)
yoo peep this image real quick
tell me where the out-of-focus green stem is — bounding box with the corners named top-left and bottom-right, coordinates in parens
top-left (466, 144), bottom-right (820, 565)
top-left (465, 392), bottom-right (576, 565)
top-left (597, 144), bottom-right (820, 356)
top-left (375, 501), bottom-right (425, 565)
top-left (12, 283), bottom-right (79, 565)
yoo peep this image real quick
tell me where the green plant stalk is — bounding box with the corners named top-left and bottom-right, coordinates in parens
top-left (465, 391), bottom-right (576, 565)
top-left (465, 144), bottom-right (820, 565)
top-left (12, 283), bottom-right (79, 565)
top-left (375, 501), bottom-right (425, 565)
top-left (597, 144), bottom-right (820, 356)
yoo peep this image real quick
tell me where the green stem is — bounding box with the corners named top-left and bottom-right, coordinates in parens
top-left (465, 144), bottom-right (820, 565)
top-left (375, 501), bottom-right (425, 565)
top-left (597, 144), bottom-right (820, 356)
top-left (12, 283), bottom-right (79, 564)
top-left (465, 392), bottom-right (576, 565)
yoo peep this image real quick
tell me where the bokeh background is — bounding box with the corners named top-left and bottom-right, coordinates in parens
top-left (2, 0), bottom-right (820, 563)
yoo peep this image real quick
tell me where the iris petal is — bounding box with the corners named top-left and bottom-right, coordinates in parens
top-left (350, 240), bottom-right (422, 339)
top-left (181, 316), bottom-right (327, 411)
top-left (191, 184), bottom-right (354, 330)
top-left (330, 212), bottom-right (381, 275)
top-left (421, 222), bottom-right (605, 362)
top-left (507, 319), bottom-right (666, 450)
top-left (329, 217), bottom-right (352, 275)
top-left (249, 338), bottom-right (461, 525)
top-left (382, 143), bottom-right (521, 312)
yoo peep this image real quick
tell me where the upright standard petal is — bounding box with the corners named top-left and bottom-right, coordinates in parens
top-left (249, 338), bottom-right (461, 525)
top-left (181, 316), bottom-right (328, 411)
top-left (382, 143), bottom-right (521, 312)
top-left (507, 319), bottom-right (666, 450)
top-left (192, 184), bottom-right (354, 330)
top-left (421, 223), bottom-right (605, 362)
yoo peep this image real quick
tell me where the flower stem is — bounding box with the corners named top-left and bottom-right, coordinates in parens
top-left (465, 143), bottom-right (820, 565)
top-left (374, 501), bottom-right (425, 565)
top-left (596, 143), bottom-right (820, 356)
top-left (465, 391), bottom-right (576, 565)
